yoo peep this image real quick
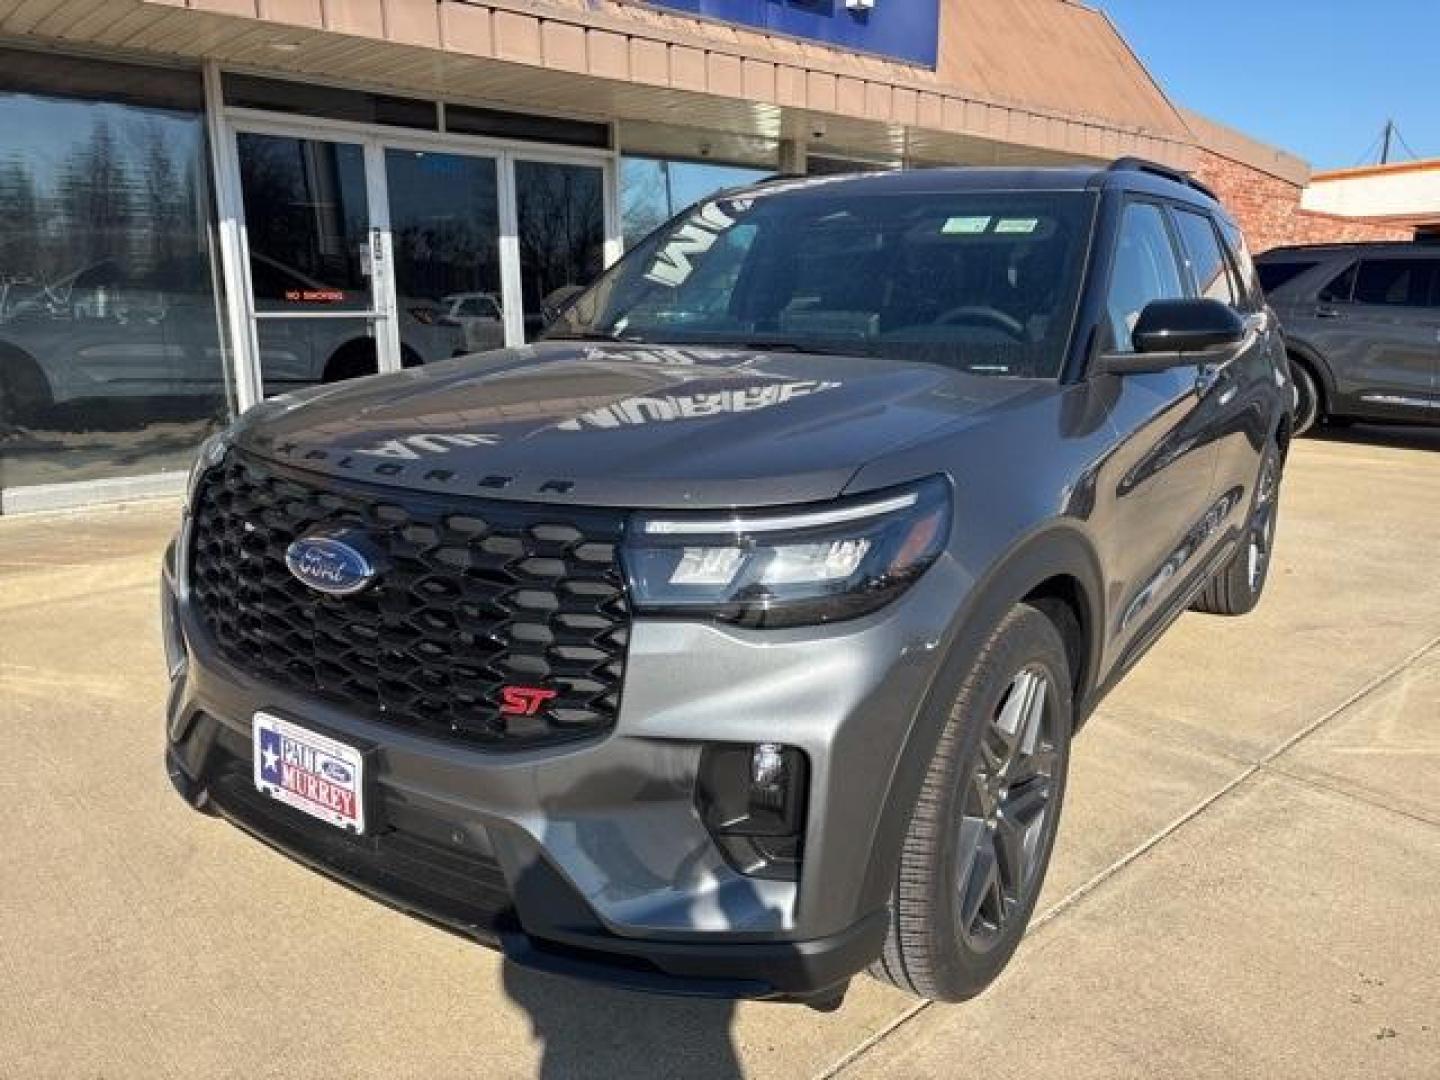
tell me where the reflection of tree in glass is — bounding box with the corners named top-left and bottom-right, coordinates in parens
top-left (0, 158), bottom-right (40, 315)
top-left (515, 162), bottom-right (605, 323)
top-left (59, 120), bottom-right (131, 268)
top-left (237, 135), bottom-right (368, 297)
top-left (621, 159), bottom-right (671, 248)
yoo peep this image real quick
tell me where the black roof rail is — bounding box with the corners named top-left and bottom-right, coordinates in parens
top-left (1262, 236), bottom-right (1428, 255)
top-left (1108, 157), bottom-right (1218, 201)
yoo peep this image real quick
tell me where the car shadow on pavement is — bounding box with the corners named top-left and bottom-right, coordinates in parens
top-left (502, 963), bottom-right (743, 1079)
top-left (1311, 423), bottom-right (1440, 452)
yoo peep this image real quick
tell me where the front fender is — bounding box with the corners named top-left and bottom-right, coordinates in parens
top-left (855, 521), bottom-right (1106, 919)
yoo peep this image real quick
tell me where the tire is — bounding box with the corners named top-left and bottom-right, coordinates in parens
top-left (322, 340), bottom-right (380, 383)
top-left (0, 345), bottom-right (53, 428)
top-left (868, 603), bottom-right (1073, 1002)
top-left (1290, 358), bottom-right (1321, 436)
top-left (1192, 440), bottom-right (1282, 617)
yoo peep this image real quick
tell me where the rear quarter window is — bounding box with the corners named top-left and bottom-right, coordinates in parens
top-left (1257, 260), bottom-right (1319, 295)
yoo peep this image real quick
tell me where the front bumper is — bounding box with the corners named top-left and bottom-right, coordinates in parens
top-left (161, 537), bottom-right (963, 999)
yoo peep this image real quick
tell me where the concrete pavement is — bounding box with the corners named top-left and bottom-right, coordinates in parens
top-left (1, 427), bottom-right (1436, 1079)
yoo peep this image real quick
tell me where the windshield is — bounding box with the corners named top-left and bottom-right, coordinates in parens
top-left (548, 184), bottom-right (1095, 378)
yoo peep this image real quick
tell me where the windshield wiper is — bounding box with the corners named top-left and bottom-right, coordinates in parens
top-left (643, 335), bottom-right (868, 357)
top-left (541, 330), bottom-right (646, 343)
top-left (740, 340), bottom-right (864, 356)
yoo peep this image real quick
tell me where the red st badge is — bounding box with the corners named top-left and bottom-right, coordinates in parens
top-left (499, 686), bottom-right (557, 717)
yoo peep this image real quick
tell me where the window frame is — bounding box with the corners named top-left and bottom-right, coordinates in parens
top-left (1168, 204), bottom-right (1241, 309)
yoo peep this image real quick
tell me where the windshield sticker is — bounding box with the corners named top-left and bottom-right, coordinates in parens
top-left (556, 380), bottom-right (841, 431)
top-left (356, 433), bottom-right (500, 460)
top-left (644, 200), bottom-right (745, 288)
top-left (942, 216), bottom-right (991, 235)
top-left (994, 218), bottom-right (1040, 234)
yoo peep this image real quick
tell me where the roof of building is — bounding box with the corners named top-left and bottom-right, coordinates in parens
top-left (937, 0), bottom-right (1193, 142)
top-left (1312, 158), bottom-right (1440, 182)
top-left (1181, 109), bottom-right (1312, 187)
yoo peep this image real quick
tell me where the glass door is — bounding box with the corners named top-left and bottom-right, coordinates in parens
top-left (382, 147), bottom-right (504, 360)
top-left (224, 115), bottom-right (619, 403)
top-left (513, 158), bottom-right (608, 341)
top-left (234, 130), bottom-right (393, 397)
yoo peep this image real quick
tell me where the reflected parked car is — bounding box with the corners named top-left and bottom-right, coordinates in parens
top-left (1256, 241), bottom-right (1440, 433)
top-left (438, 291), bottom-right (506, 353)
top-left (0, 255), bottom-right (467, 426)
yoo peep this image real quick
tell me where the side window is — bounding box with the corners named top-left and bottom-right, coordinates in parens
top-left (1105, 201), bottom-right (1187, 353)
top-left (1257, 261), bottom-right (1319, 295)
top-left (1353, 259), bottom-right (1438, 308)
top-left (1173, 209), bottom-right (1238, 306)
top-left (1319, 262), bottom-right (1357, 304)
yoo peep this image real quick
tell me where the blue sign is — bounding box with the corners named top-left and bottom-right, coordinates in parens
top-left (648, 0), bottom-right (939, 68)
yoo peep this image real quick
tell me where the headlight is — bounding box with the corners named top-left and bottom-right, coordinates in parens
top-left (624, 476), bottom-right (951, 628)
top-left (184, 427), bottom-right (233, 510)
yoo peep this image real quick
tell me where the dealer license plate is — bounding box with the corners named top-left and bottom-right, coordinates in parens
top-left (253, 711), bottom-right (366, 834)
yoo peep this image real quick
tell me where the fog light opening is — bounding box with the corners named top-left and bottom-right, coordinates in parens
top-left (697, 742), bottom-right (808, 882)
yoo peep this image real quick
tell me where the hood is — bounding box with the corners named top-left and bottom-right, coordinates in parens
top-left (235, 343), bottom-right (1045, 508)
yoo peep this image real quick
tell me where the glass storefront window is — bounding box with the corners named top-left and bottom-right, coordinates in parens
top-left (620, 156), bottom-right (772, 248)
top-left (385, 149), bottom-right (503, 356)
top-left (0, 56), bottom-right (229, 495)
top-left (237, 134), bottom-right (372, 314)
top-left (515, 160), bottom-right (606, 340)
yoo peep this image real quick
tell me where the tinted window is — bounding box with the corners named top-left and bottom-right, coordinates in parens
top-left (385, 148), bottom-right (501, 325)
top-left (1319, 263), bottom-right (1357, 304)
top-left (550, 190), bottom-right (1094, 378)
top-left (1257, 261), bottom-right (1319, 294)
top-left (224, 74), bottom-right (437, 130)
top-left (515, 160), bottom-right (606, 341)
top-left (446, 104), bottom-right (608, 148)
top-left (1105, 202), bottom-right (1186, 353)
top-left (237, 134), bottom-right (372, 312)
top-left (1173, 209), bottom-right (1237, 305)
top-left (1353, 259), bottom-right (1439, 307)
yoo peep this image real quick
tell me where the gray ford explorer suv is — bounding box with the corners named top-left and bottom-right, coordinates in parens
top-left (163, 160), bottom-right (1291, 1008)
top-left (1255, 241), bottom-right (1440, 433)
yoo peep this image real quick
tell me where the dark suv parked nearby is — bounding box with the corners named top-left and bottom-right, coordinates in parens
top-left (163, 160), bottom-right (1290, 1008)
top-left (1256, 241), bottom-right (1440, 432)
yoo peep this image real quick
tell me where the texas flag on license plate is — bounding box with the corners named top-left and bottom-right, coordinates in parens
top-left (253, 712), bottom-right (366, 834)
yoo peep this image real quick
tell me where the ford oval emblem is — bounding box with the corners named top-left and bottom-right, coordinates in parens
top-left (285, 531), bottom-right (378, 597)
top-left (320, 760), bottom-right (353, 784)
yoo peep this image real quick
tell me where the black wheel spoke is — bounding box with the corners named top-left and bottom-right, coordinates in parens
top-left (992, 816), bottom-right (1028, 895)
top-left (954, 663), bottom-right (1061, 953)
top-left (1002, 775), bottom-right (1052, 829)
top-left (958, 836), bottom-right (1000, 937)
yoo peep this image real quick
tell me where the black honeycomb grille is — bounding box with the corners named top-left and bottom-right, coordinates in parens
top-left (189, 451), bottom-right (630, 749)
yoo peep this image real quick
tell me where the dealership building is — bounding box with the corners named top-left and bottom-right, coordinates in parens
top-left (0, 0), bottom-right (1413, 512)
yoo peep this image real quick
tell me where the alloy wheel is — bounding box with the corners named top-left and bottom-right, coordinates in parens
top-left (1247, 450), bottom-right (1280, 591)
top-left (954, 666), bottom-right (1060, 952)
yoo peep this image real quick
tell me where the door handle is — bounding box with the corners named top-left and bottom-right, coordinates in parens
top-left (1315, 307), bottom-right (1345, 319)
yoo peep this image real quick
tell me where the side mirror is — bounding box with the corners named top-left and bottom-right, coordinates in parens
top-left (1097, 299), bottom-right (1247, 375)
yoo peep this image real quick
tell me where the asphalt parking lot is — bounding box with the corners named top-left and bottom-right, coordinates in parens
top-left (2, 426), bottom-right (1437, 1079)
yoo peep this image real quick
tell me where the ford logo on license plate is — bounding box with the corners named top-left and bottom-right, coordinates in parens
top-left (285, 531), bottom-right (380, 596)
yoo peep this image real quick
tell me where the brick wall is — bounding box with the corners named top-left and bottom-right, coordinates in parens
top-left (1193, 148), bottom-right (1412, 253)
